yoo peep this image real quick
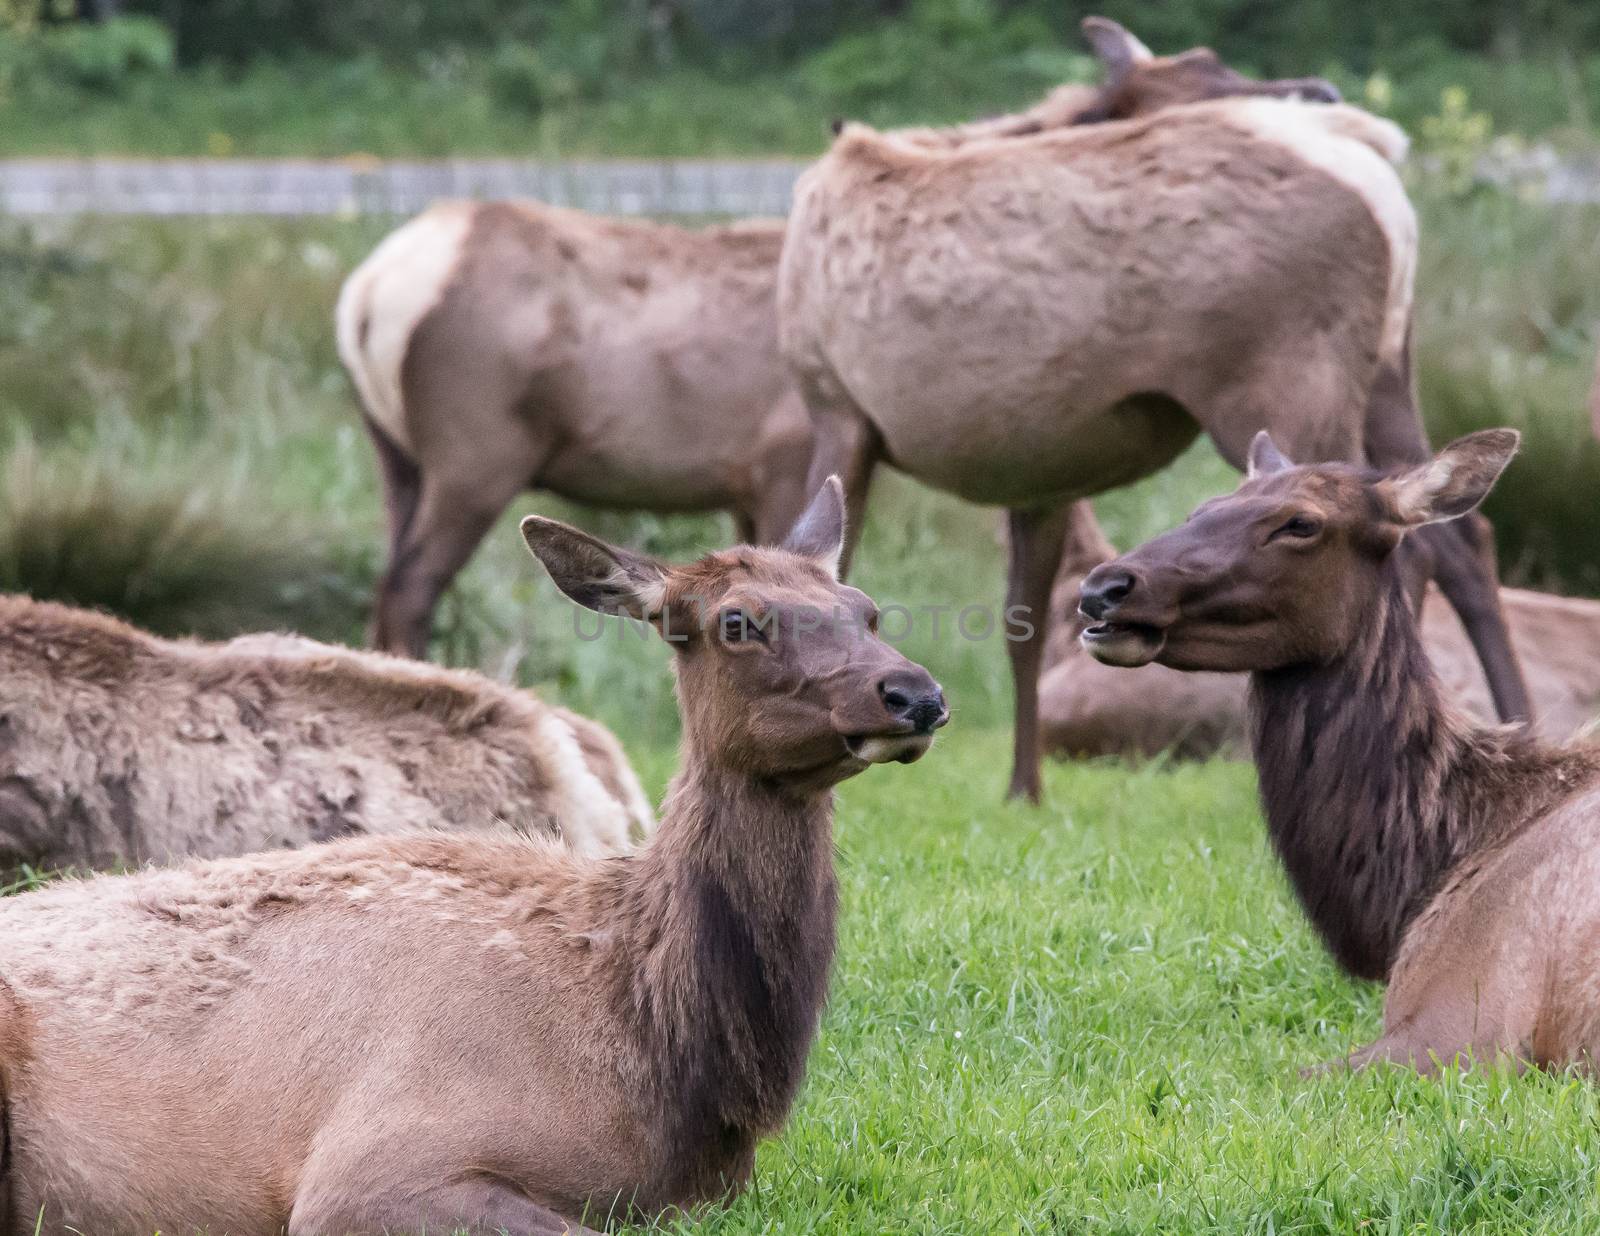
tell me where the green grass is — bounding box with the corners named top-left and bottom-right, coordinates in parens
top-left (1414, 189), bottom-right (1600, 593)
top-left (614, 732), bottom-right (1600, 1232)
top-left (4, 43), bottom-right (1600, 159)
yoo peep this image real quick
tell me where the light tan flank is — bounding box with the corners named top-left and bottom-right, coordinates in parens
top-left (0, 595), bottom-right (649, 874)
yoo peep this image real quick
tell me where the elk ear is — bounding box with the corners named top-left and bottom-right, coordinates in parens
top-left (1247, 431), bottom-right (1294, 478)
top-left (1082, 16), bottom-right (1153, 84)
top-left (1379, 429), bottom-right (1520, 526)
top-left (782, 475), bottom-right (847, 578)
top-left (520, 516), bottom-right (668, 621)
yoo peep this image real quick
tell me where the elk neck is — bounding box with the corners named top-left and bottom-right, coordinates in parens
top-left (616, 745), bottom-right (840, 1158)
top-left (1248, 564), bottom-right (1591, 981)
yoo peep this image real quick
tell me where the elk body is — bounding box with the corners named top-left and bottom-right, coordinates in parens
top-left (1079, 430), bottom-right (1600, 1072)
top-left (0, 596), bottom-right (650, 874)
top-left (780, 67), bottom-right (1530, 802)
top-left (340, 18), bottom-right (1337, 662)
top-left (0, 481), bottom-right (948, 1233)
top-left (339, 206), bottom-right (813, 659)
top-left (1042, 564), bottom-right (1600, 761)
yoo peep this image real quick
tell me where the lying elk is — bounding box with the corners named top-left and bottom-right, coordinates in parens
top-left (1079, 430), bottom-right (1600, 1072)
top-left (0, 596), bottom-right (650, 874)
top-left (1041, 540), bottom-right (1600, 760)
top-left (340, 16), bottom-right (1337, 660)
top-left (780, 90), bottom-right (1531, 803)
top-left (0, 480), bottom-right (948, 1233)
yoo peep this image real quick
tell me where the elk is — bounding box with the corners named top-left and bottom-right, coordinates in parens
top-left (780, 90), bottom-right (1532, 803)
top-left (0, 480), bottom-right (949, 1233)
top-left (1078, 429), bottom-right (1600, 1072)
top-left (0, 595), bottom-right (650, 875)
top-left (340, 16), bottom-right (1338, 660)
top-left (1041, 548), bottom-right (1600, 760)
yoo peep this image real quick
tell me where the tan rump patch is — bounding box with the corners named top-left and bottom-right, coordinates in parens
top-left (335, 204), bottom-right (476, 453)
top-left (1217, 99), bottom-right (1416, 366)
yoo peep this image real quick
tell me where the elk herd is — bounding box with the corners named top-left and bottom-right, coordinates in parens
top-left (0, 14), bottom-right (1595, 1235)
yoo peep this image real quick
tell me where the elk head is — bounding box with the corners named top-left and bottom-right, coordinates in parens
top-left (1079, 17), bottom-right (1340, 122)
top-left (521, 478), bottom-right (947, 789)
top-left (1077, 430), bottom-right (1520, 672)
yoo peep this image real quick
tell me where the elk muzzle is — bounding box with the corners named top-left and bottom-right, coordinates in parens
top-left (1077, 562), bottom-right (1169, 667)
top-left (844, 666), bottom-right (948, 765)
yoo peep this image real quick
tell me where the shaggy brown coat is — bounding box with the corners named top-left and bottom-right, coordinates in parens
top-left (0, 595), bottom-right (650, 874)
top-left (0, 480), bottom-right (946, 1234)
top-left (779, 93), bottom-right (1530, 801)
top-left (1080, 431), bottom-right (1600, 1072)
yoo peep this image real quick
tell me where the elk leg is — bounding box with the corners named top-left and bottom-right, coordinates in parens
top-left (746, 390), bottom-right (819, 546)
top-left (289, 1179), bottom-right (604, 1236)
top-left (375, 464), bottom-right (541, 660)
top-left (1422, 515), bottom-right (1532, 724)
top-left (797, 378), bottom-right (880, 578)
top-left (1004, 502), bottom-right (1075, 803)
top-left (1357, 344), bottom-right (1532, 725)
top-left (364, 416), bottom-right (425, 654)
top-left (364, 414), bottom-right (423, 569)
top-left (747, 456), bottom-right (817, 547)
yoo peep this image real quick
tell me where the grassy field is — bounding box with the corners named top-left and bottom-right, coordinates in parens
top-left (637, 734), bottom-right (1600, 1233)
top-left (2, 38), bottom-right (1599, 159)
top-left (3, 194), bottom-right (1600, 1229)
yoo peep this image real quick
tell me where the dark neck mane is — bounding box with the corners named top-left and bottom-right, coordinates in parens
top-left (1248, 568), bottom-right (1591, 981)
top-left (619, 751), bottom-right (838, 1170)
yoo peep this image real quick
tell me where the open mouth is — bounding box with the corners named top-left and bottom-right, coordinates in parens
top-left (1079, 620), bottom-right (1166, 667)
top-left (844, 732), bottom-right (936, 765)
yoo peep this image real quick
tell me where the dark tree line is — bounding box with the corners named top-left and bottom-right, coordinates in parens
top-left (71, 0), bottom-right (1597, 72)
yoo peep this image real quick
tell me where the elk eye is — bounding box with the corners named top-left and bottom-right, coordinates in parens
top-left (1273, 515), bottom-right (1322, 540)
top-left (719, 609), bottom-right (767, 644)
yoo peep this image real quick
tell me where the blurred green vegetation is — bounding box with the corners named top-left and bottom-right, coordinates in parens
top-left (2, 0), bottom-right (1600, 154)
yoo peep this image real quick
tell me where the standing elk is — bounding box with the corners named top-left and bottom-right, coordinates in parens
top-left (339, 17), bottom-right (1339, 661)
top-left (0, 595), bottom-right (650, 874)
top-left (0, 480), bottom-right (949, 1234)
top-left (780, 91), bottom-right (1532, 802)
top-left (1040, 541), bottom-right (1600, 760)
top-left (1079, 430), bottom-right (1600, 1073)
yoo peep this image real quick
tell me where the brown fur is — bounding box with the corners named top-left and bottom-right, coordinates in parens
top-left (781, 84), bottom-right (1531, 803)
top-left (1042, 567), bottom-right (1600, 761)
top-left (343, 17), bottom-right (1337, 662)
top-left (0, 975), bottom-right (21, 1233)
top-left (0, 483), bottom-right (947, 1232)
top-left (0, 595), bottom-right (649, 875)
top-left (1081, 431), bottom-right (1600, 1072)
top-left (341, 203), bottom-right (813, 660)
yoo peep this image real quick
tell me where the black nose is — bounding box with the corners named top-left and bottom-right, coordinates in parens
top-left (1079, 566), bottom-right (1136, 620)
top-left (1301, 78), bottom-right (1341, 103)
top-left (879, 673), bottom-right (948, 734)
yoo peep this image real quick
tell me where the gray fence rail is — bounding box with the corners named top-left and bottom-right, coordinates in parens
top-left (2, 151), bottom-right (1599, 217)
top-left (0, 158), bottom-right (810, 217)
